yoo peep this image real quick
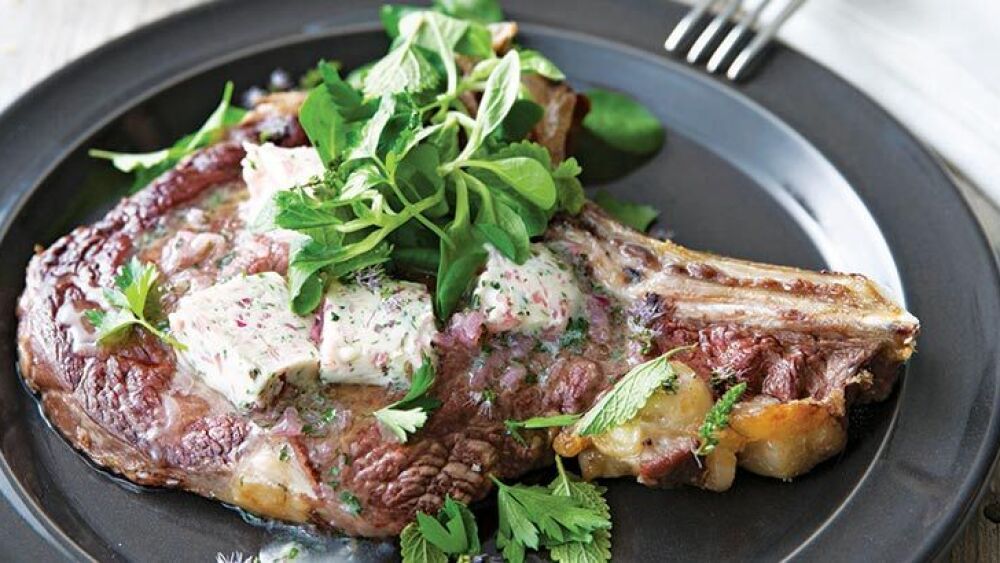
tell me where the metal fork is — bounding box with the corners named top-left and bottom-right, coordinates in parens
top-left (664, 0), bottom-right (807, 81)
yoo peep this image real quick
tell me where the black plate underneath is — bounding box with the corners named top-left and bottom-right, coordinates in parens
top-left (1, 0), bottom-right (998, 561)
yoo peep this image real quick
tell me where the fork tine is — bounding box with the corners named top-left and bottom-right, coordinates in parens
top-left (726, 0), bottom-right (807, 80)
top-left (664, 0), bottom-right (718, 52)
top-left (686, 0), bottom-right (741, 64)
top-left (706, 0), bottom-right (772, 74)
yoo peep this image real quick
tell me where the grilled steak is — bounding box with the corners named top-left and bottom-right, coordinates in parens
top-left (16, 94), bottom-right (918, 538)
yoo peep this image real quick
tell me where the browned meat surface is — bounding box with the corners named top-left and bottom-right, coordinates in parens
top-left (16, 95), bottom-right (918, 537)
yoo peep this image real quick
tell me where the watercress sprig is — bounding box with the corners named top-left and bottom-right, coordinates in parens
top-left (283, 27), bottom-right (581, 319)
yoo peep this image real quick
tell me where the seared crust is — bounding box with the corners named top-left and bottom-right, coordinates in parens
top-left (16, 95), bottom-right (918, 538)
top-left (16, 106), bottom-right (306, 488)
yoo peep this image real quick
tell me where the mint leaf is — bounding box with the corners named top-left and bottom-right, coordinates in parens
top-left (364, 34), bottom-right (440, 98)
top-left (494, 99), bottom-right (544, 143)
top-left (593, 190), bottom-right (659, 232)
top-left (401, 496), bottom-right (479, 563)
top-left (399, 10), bottom-right (470, 51)
top-left (349, 94), bottom-right (397, 161)
top-left (583, 89), bottom-right (664, 155)
top-left (490, 199), bottom-right (531, 262)
top-left (575, 346), bottom-right (692, 437)
top-left (400, 523), bottom-right (448, 563)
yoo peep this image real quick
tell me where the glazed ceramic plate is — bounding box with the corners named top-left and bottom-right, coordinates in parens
top-left (1, 0), bottom-right (998, 561)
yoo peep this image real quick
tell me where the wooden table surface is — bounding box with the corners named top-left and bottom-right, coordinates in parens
top-left (1, 0), bottom-right (998, 560)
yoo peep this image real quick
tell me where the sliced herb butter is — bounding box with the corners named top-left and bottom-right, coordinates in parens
top-left (472, 243), bottom-right (585, 334)
top-left (320, 279), bottom-right (437, 386)
top-left (169, 272), bottom-right (319, 409)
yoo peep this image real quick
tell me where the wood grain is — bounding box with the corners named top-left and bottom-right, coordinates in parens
top-left (0, 0), bottom-right (996, 560)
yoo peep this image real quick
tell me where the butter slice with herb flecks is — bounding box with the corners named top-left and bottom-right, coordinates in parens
top-left (169, 272), bottom-right (319, 409)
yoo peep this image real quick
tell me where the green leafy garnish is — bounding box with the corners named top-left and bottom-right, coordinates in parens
top-left (340, 490), bottom-right (363, 515)
top-left (89, 82), bottom-right (245, 192)
top-left (493, 470), bottom-right (610, 563)
top-left (84, 257), bottom-right (185, 350)
top-left (582, 88), bottom-right (664, 155)
top-left (364, 31), bottom-right (440, 98)
top-left (374, 359), bottom-right (441, 442)
top-left (432, 0), bottom-right (503, 23)
top-left (280, 27), bottom-right (583, 318)
top-left (547, 456), bottom-right (612, 563)
top-left (593, 190), bottom-right (659, 232)
top-left (401, 496), bottom-right (481, 563)
top-left (574, 346), bottom-right (692, 437)
top-left (400, 523), bottom-right (447, 563)
top-left (559, 317), bottom-right (589, 350)
top-left (518, 49), bottom-right (566, 81)
top-left (696, 381), bottom-right (747, 456)
top-left (505, 413), bottom-right (582, 446)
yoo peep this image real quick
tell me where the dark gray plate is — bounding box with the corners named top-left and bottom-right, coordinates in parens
top-left (1, 1), bottom-right (998, 561)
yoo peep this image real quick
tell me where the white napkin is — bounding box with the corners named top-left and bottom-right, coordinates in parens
top-left (745, 0), bottom-right (1000, 204)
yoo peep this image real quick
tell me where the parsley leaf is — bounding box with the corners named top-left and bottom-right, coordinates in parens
top-left (547, 456), bottom-right (612, 563)
top-left (574, 346), bottom-right (693, 437)
top-left (696, 381), bottom-right (747, 456)
top-left (493, 475), bottom-right (610, 563)
top-left (85, 257), bottom-right (185, 350)
top-left (90, 82), bottom-right (244, 192)
top-left (505, 413), bottom-right (582, 446)
top-left (374, 359), bottom-right (441, 442)
top-left (593, 190), bottom-right (659, 232)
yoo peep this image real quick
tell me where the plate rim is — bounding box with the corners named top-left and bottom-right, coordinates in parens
top-left (0, 0), bottom-right (997, 560)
